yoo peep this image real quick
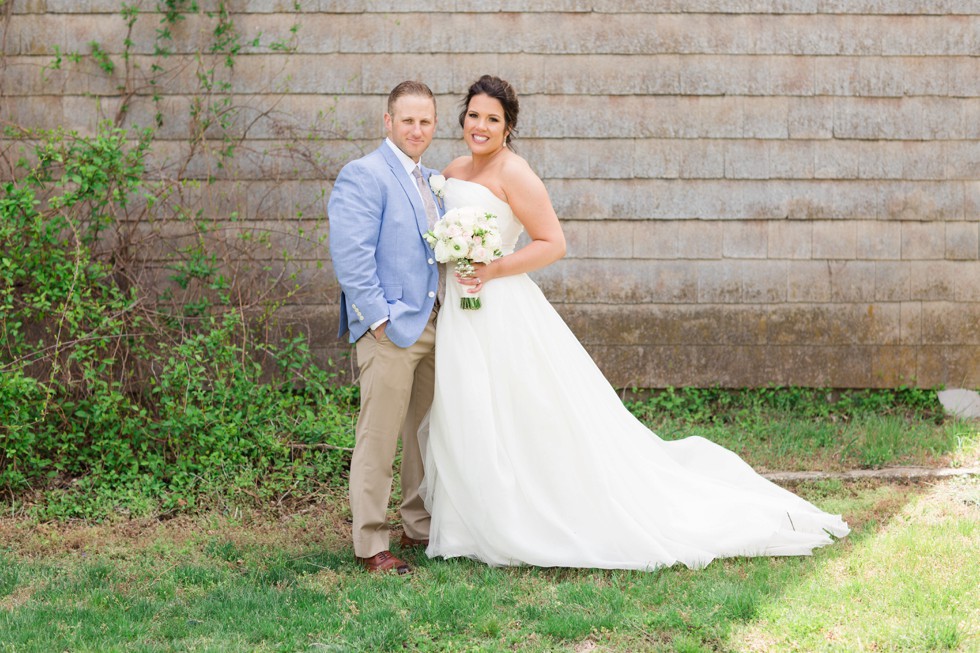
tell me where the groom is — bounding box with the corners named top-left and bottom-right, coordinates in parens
top-left (328, 81), bottom-right (441, 575)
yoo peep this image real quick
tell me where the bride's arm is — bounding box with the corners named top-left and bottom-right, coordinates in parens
top-left (475, 159), bottom-right (566, 283)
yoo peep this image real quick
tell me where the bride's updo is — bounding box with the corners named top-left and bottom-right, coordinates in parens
top-left (459, 75), bottom-right (519, 146)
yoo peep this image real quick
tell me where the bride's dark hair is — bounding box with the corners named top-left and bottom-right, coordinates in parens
top-left (458, 75), bottom-right (519, 147)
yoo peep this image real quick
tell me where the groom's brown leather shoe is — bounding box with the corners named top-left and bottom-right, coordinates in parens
top-left (399, 533), bottom-right (429, 549)
top-left (356, 550), bottom-right (411, 575)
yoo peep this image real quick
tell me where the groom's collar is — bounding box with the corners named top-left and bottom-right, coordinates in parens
top-left (384, 138), bottom-right (426, 176)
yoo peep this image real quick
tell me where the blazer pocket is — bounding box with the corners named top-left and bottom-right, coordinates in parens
top-left (382, 284), bottom-right (403, 302)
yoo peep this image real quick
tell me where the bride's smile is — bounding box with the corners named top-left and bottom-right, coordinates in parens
top-left (463, 94), bottom-right (509, 154)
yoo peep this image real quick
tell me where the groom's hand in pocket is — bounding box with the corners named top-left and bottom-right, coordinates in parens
top-left (372, 321), bottom-right (387, 341)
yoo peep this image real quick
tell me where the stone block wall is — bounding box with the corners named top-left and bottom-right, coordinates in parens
top-left (2, 1), bottom-right (978, 388)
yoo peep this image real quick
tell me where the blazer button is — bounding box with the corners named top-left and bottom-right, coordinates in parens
top-left (428, 258), bottom-right (435, 265)
top-left (428, 291), bottom-right (435, 298)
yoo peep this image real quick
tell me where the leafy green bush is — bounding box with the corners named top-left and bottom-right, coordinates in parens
top-left (1, 125), bottom-right (352, 518)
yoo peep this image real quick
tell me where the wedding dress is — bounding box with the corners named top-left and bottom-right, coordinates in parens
top-left (421, 178), bottom-right (849, 570)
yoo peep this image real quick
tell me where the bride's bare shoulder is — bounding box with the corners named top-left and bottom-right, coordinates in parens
top-left (499, 151), bottom-right (544, 191)
top-left (442, 156), bottom-right (471, 178)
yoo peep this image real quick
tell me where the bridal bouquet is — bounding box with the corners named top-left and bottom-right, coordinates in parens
top-left (424, 206), bottom-right (503, 309)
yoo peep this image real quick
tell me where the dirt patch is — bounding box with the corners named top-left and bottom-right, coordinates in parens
top-left (0, 491), bottom-right (353, 560)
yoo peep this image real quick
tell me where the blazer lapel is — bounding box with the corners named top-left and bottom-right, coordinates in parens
top-left (379, 145), bottom-right (429, 236)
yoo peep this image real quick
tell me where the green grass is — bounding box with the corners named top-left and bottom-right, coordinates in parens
top-left (625, 387), bottom-right (975, 472)
top-left (1, 476), bottom-right (978, 652)
top-left (1, 390), bottom-right (977, 651)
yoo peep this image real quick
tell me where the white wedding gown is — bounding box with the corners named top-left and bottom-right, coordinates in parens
top-left (421, 178), bottom-right (849, 570)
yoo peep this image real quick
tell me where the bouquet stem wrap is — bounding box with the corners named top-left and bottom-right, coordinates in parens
top-left (454, 259), bottom-right (482, 310)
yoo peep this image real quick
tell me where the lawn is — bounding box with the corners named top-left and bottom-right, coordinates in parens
top-left (1, 397), bottom-right (977, 652)
top-left (1, 477), bottom-right (977, 651)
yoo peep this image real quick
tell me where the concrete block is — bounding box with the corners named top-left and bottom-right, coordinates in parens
top-left (856, 220), bottom-right (902, 259)
top-left (768, 55), bottom-right (816, 95)
top-left (916, 345), bottom-right (980, 388)
top-left (768, 304), bottom-right (889, 346)
top-left (814, 56), bottom-right (905, 97)
top-left (569, 55), bottom-right (681, 95)
top-left (8, 0), bottom-right (48, 13)
top-left (787, 261), bottom-right (832, 302)
top-left (812, 220), bottom-right (857, 259)
top-left (814, 140), bottom-right (861, 179)
top-left (47, 0), bottom-right (140, 9)
top-left (632, 221), bottom-right (679, 259)
top-left (559, 221), bottom-right (589, 259)
top-left (680, 54), bottom-right (770, 95)
top-left (948, 56), bottom-right (980, 97)
top-left (586, 221), bottom-right (634, 258)
top-left (909, 261), bottom-right (958, 300)
top-left (698, 261), bottom-right (743, 303)
top-left (768, 220), bottom-right (812, 259)
top-left (518, 139), bottom-right (591, 179)
top-left (902, 222), bottom-right (946, 259)
top-left (741, 97), bottom-right (790, 138)
top-left (921, 301), bottom-right (980, 344)
top-left (767, 345), bottom-right (873, 388)
top-left (960, 98), bottom-right (980, 139)
top-left (946, 141), bottom-right (980, 180)
top-left (559, 259), bottom-right (697, 304)
top-left (547, 179), bottom-right (747, 221)
top-left (901, 56), bottom-right (951, 96)
top-left (967, 181), bottom-right (980, 219)
top-left (872, 346), bottom-right (919, 388)
top-left (587, 139), bottom-right (636, 180)
top-left (874, 261), bottom-right (912, 301)
top-left (1, 95), bottom-right (64, 130)
top-left (677, 221), bottom-right (723, 258)
top-left (881, 181), bottom-right (963, 222)
top-left (748, 180), bottom-right (878, 220)
top-left (634, 140), bottom-right (725, 180)
top-left (859, 141), bottom-right (905, 180)
top-left (901, 141), bottom-right (947, 181)
top-left (945, 222), bottom-right (979, 260)
top-left (954, 261), bottom-right (980, 301)
top-left (741, 261), bottom-right (790, 302)
top-left (695, 96), bottom-right (744, 138)
top-left (828, 261), bottom-right (876, 302)
top-left (723, 221), bottom-right (768, 258)
top-left (900, 301), bottom-right (923, 345)
top-left (787, 96), bottom-right (834, 139)
top-left (768, 140), bottom-right (815, 179)
top-left (558, 304), bottom-right (756, 347)
top-left (725, 141), bottom-right (769, 180)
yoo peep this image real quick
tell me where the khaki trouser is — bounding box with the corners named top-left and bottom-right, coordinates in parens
top-left (349, 311), bottom-right (436, 558)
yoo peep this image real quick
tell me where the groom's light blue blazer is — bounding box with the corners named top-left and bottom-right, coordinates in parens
top-left (328, 142), bottom-right (441, 347)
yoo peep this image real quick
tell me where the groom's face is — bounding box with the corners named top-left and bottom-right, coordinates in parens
top-left (384, 94), bottom-right (437, 163)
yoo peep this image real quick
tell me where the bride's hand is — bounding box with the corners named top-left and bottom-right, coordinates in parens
top-left (457, 262), bottom-right (492, 294)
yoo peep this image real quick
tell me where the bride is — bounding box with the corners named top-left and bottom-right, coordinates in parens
top-left (421, 75), bottom-right (849, 570)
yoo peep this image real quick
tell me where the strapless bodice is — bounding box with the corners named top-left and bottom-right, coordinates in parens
top-left (443, 178), bottom-right (524, 256)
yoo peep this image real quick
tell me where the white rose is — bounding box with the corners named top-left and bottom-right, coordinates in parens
top-left (485, 232), bottom-right (503, 250)
top-left (470, 245), bottom-right (491, 263)
top-left (451, 235), bottom-right (469, 255)
top-left (457, 208), bottom-right (478, 230)
top-left (434, 240), bottom-right (453, 262)
top-left (428, 174), bottom-right (446, 198)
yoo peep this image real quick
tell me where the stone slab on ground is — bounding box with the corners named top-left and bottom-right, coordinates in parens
top-left (938, 389), bottom-right (980, 419)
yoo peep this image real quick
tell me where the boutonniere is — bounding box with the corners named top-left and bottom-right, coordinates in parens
top-left (428, 174), bottom-right (446, 208)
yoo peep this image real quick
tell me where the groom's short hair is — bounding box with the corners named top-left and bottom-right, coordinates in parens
top-left (387, 81), bottom-right (435, 115)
